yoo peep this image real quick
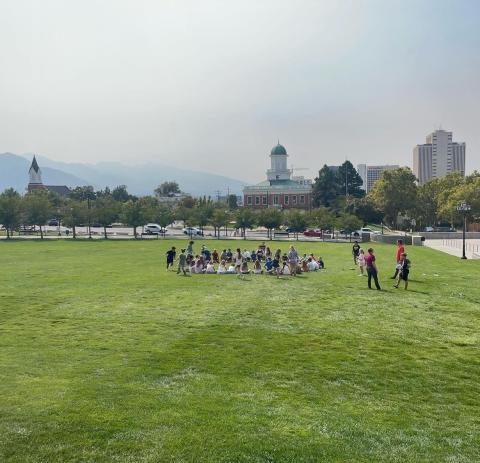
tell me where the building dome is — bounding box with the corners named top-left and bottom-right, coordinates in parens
top-left (270, 143), bottom-right (287, 155)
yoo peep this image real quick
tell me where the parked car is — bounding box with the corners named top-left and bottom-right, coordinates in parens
top-left (424, 226), bottom-right (434, 232)
top-left (48, 219), bottom-right (60, 226)
top-left (182, 227), bottom-right (203, 236)
top-left (354, 227), bottom-right (380, 236)
top-left (144, 223), bottom-right (168, 235)
top-left (303, 229), bottom-right (322, 237)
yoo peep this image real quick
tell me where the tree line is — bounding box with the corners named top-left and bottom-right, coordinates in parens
top-left (0, 183), bottom-right (365, 240)
top-left (311, 161), bottom-right (479, 230)
top-left (1, 168), bottom-right (478, 240)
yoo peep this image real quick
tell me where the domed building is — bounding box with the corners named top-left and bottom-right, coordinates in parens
top-left (243, 143), bottom-right (312, 210)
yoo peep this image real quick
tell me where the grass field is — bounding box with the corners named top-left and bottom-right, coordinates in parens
top-left (1, 239), bottom-right (479, 462)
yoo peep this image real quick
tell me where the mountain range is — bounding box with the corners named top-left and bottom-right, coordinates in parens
top-left (0, 153), bottom-right (247, 197)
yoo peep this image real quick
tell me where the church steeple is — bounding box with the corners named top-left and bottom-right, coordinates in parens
top-left (28, 155), bottom-right (44, 187)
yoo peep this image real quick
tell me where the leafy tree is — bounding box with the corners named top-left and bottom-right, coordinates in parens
top-left (0, 188), bottom-right (22, 239)
top-left (438, 173), bottom-right (480, 227)
top-left (369, 168), bottom-right (417, 227)
top-left (94, 197), bottom-right (120, 239)
top-left (122, 200), bottom-right (147, 238)
top-left (258, 208), bottom-right (283, 239)
top-left (308, 207), bottom-right (336, 232)
top-left (227, 194), bottom-right (238, 210)
top-left (436, 172), bottom-right (469, 226)
top-left (235, 208), bottom-right (256, 239)
top-left (413, 179), bottom-right (442, 230)
top-left (112, 185), bottom-right (131, 202)
top-left (312, 165), bottom-right (339, 207)
top-left (155, 206), bottom-right (175, 229)
top-left (69, 186), bottom-right (96, 202)
top-left (210, 209), bottom-right (229, 238)
top-left (155, 181), bottom-right (181, 196)
top-left (284, 209), bottom-right (307, 240)
top-left (347, 197), bottom-right (384, 226)
top-left (338, 213), bottom-right (362, 239)
top-left (179, 195), bottom-right (196, 209)
top-left (23, 192), bottom-right (53, 239)
top-left (191, 204), bottom-right (213, 234)
top-left (63, 200), bottom-right (88, 239)
top-left (337, 161), bottom-right (365, 198)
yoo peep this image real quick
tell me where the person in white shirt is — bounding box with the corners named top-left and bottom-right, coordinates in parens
top-left (205, 262), bottom-right (216, 274)
top-left (358, 249), bottom-right (366, 276)
top-left (307, 258), bottom-right (319, 272)
top-left (217, 260), bottom-right (227, 274)
top-left (227, 264), bottom-right (236, 274)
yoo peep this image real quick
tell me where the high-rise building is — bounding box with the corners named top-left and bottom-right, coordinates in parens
top-left (357, 164), bottom-right (399, 193)
top-left (413, 130), bottom-right (466, 184)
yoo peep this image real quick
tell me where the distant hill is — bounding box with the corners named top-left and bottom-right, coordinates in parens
top-left (0, 153), bottom-right (90, 193)
top-left (0, 153), bottom-right (247, 197)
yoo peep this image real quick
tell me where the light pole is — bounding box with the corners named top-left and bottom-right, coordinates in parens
top-left (456, 201), bottom-right (471, 260)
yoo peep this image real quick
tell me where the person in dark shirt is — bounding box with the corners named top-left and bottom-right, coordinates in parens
top-left (394, 253), bottom-right (410, 290)
top-left (352, 241), bottom-right (361, 265)
top-left (166, 246), bottom-right (176, 270)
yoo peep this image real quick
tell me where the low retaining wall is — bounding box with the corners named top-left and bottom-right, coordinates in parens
top-left (371, 234), bottom-right (413, 245)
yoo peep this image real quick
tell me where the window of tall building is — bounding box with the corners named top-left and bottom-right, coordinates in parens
top-left (299, 195), bottom-right (305, 204)
top-left (284, 195), bottom-right (289, 205)
top-left (247, 196), bottom-right (252, 205)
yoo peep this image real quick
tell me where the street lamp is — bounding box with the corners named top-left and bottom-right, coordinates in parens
top-left (456, 201), bottom-right (471, 260)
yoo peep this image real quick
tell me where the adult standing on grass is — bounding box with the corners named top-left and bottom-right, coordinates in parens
top-left (288, 245), bottom-right (299, 276)
top-left (365, 248), bottom-right (381, 290)
top-left (391, 239), bottom-right (405, 279)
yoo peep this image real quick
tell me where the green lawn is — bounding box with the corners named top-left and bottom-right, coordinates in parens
top-left (1, 240), bottom-right (479, 462)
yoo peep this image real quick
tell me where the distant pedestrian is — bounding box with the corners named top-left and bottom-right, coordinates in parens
top-left (352, 241), bottom-right (361, 265)
top-left (187, 240), bottom-right (194, 256)
top-left (394, 253), bottom-right (411, 290)
top-left (358, 249), bottom-right (366, 276)
top-left (166, 246), bottom-right (176, 270)
top-left (391, 239), bottom-right (405, 279)
top-left (365, 248), bottom-right (381, 290)
top-left (177, 249), bottom-right (187, 275)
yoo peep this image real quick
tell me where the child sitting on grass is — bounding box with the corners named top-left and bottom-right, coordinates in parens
top-left (205, 261), bottom-right (216, 274)
top-left (253, 259), bottom-right (263, 274)
top-left (240, 259), bottom-right (250, 274)
top-left (217, 260), bottom-right (227, 274)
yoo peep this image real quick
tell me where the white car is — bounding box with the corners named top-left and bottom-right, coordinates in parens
top-left (144, 223), bottom-right (167, 235)
top-left (354, 227), bottom-right (380, 236)
top-left (182, 227), bottom-right (203, 236)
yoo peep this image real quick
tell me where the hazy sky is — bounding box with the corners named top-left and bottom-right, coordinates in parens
top-left (1, 0), bottom-right (479, 182)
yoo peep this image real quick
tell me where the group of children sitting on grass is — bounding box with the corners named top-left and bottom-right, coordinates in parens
top-left (166, 241), bottom-right (325, 277)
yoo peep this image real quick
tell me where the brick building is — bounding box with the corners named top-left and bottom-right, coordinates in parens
top-left (243, 143), bottom-right (312, 210)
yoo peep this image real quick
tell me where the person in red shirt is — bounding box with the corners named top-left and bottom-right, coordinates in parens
top-left (391, 239), bottom-right (405, 279)
top-left (365, 248), bottom-right (381, 290)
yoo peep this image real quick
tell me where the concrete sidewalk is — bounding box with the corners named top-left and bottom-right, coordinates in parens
top-left (424, 239), bottom-right (480, 259)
